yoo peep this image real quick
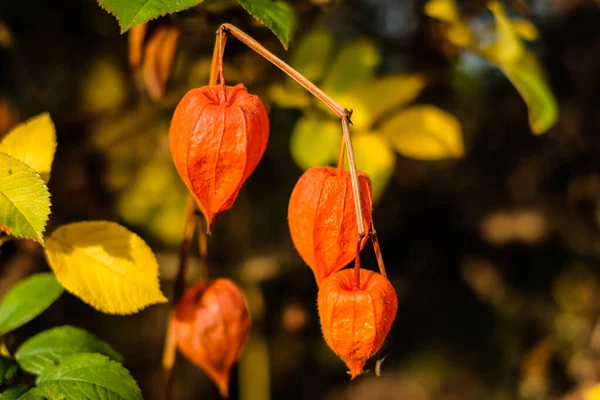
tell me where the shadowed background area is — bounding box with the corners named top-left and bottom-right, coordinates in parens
top-left (2, 0), bottom-right (600, 399)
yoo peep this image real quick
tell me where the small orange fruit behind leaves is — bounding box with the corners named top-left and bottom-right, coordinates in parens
top-left (169, 84), bottom-right (270, 229)
top-left (318, 268), bottom-right (397, 378)
top-left (172, 278), bottom-right (251, 398)
top-left (288, 166), bottom-right (372, 284)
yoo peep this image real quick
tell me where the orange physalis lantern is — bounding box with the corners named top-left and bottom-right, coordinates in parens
top-left (172, 278), bottom-right (251, 397)
top-left (169, 84), bottom-right (269, 227)
top-left (318, 268), bottom-right (397, 378)
top-left (288, 166), bottom-right (373, 284)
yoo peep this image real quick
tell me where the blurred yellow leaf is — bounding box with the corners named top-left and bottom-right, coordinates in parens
top-left (0, 113), bottom-right (56, 183)
top-left (290, 29), bottom-right (334, 83)
top-left (45, 221), bottom-right (168, 314)
top-left (380, 105), bottom-right (464, 160)
top-left (339, 75), bottom-right (427, 130)
top-left (290, 117), bottom-right (341, 170)
top-left (322, 39), bottom-right (381, 98)
top-left (344, 133), bottom-right (395, 202)
top-left (585, 384), bottom-right (600, 400)
top-left (511, 19), bottom-right (539, 41)
top-left (501, 52), bottom-right (558, 135)
top-left (485, 2), bottom-right (524, 66)
top-left (268, 83), bottom-right (311, 109)
top-left (424, 0), bottom-right (460, 23)
top-left (81, 58), bottom-right (127, 115)
top-left (447, 24), bottom-right (473, 47)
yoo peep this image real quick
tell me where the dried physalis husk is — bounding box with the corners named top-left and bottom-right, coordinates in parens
top-left (288, 166), bottom-right (372, 284)
top-left (172, 278), bottom-right (251, 397)
top-left (169, 84), bottom-right (269, 228)
top-left (318, 268), bottom-right (397, 378)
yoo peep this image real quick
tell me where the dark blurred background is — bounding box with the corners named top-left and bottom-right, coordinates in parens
top-left (2, 0), bottom-right (600, 399)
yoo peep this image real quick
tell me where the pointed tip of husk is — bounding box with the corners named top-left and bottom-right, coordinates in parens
top-left (212, 372), bottom-right (230, 399)
top-left (345, 359), bottom-right (367, 379)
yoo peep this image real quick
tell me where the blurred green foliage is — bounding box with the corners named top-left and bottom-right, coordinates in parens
top-left (270, 29), bottom-right (465, 201)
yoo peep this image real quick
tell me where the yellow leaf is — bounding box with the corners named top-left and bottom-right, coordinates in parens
top-left (501, 52), bottom-right (558, 135)
top-left (380, 105), bottom-right (464, 160)
top-left (424, 0), bottom-right (460, 23)
top-left (486, 1), bottom-right (524, 66)
top-left (339, 75), bottom-right (427, 130)
top-left (268, 83), bottom-right (311, 109)
top-left (585, 384), bottom-right (600, 400)
top-left (511, 19), bottom-right (539, 41)
top-left (290, 117), bottom-right (341, 170)
top-left (343, 133), bottom-right (395, 202)
top-left (322, 39), bottom-right (381, 98)
top-left (44, 221), bottom-right (167, 315)
top-left (0, 113), bottom-right (56, 183)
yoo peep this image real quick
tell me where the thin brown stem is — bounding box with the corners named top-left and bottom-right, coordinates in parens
top-left (209, 30), bottom-right (227, 86)
top-left (370, 222), bottom-right (387, 278)
top-left (336, 139), bottom-right (345, 175)
top-left (198, 216), bottom-right (209, 278)
top-left (217, 23), bottom-right (345, 118)
top-left (341, 112), bottom-right (366, 237)
top-left (353, 235), bottom-right (364, 291)
top-left (161, 197), bottom-right (198, 400)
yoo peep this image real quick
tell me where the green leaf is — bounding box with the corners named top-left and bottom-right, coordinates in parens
top-left (289, 29), bottom-right (334, 83)
top-left (344, 133), bottom-right (396, 202)
top-left (500, 52), bottom-right (558, 135)
top-left (0, 113), bottom-right (57, 183)
top-left (0, 273), bottom-right (63, 335)
top-left (15, 326), bottom-right (123, 375)
top-left (15, 387), bottom-right (50, 400)
top-left (339, 75), bottom-right (428, 130)
top-left (322, 39), bottom-right (381, 99)
top-left (0, 385), bottom-right (30, 400)
top-left (0, 356), bottom-right (18, 385)
top-left (97, 0), bottom-right (205, 32)
top-left (380, 105), bottom-right (465, 160)
top-left (236, 0), bottom-right (297, 49)
top-left (36, 353), bottom-right (142, 400)
top-left (290, 117), bottom-right (341, 170)
top-left (0, 153), bottom-right (51, 243)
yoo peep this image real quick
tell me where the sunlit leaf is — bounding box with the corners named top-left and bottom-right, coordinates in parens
top-left (0, 273), bottom-right (63, 335)
top-left (44, 221), bottom-right (168, 315)
top-left (0, 113), bottom-right (56, 183)
top-left (117, 155), bottom-right (187, 245)
top-left (424, 0), bottom-right (460, 23)
top-left (236, 0), bottom-right (297, 49)
top-left (16, 326), bottom-right (123, 375)
top-left (344, 133), bottom-right (395, 202)
top-left (0, 153), bottom-right (50, 243)
top-left (501, 52), bottom-right (558, 135)
top-left (36, 353), bottom-right (142, 400)
top-left (511, 19), bottom-right (539, 41)
top-left (290, 29), bottom-right (334, 83)
top-left (268, 83), bottom-right (311, 109)
top-left (96, 0), bottom-right (204, 33)
top-left (340, 75), bottom-right (427, 130)
top-left (380, 105), bottom-right (464, 160)
top-left (322, 39), bottom-right (381, 99)
top-left (485, 1), bottom-right (524, 66)
top-left (290, 117), bottom-right (340, 170)
top-left (81, 58), bottom-right (128, 115)
top-left (585, 383), bottom-right (600, 400)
